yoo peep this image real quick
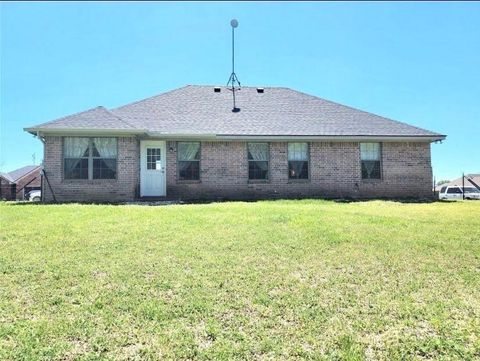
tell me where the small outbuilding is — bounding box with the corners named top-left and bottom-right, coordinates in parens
top-left (0, 165), bottom-right (42, 200)
top-left (435, 173), bottom-right (480, 192)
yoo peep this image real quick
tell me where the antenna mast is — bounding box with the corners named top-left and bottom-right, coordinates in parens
top-left (226, 19), bottom-right (241, 112)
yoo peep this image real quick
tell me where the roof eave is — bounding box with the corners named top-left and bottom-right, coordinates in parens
top-left (24, 128), bottom-right (447, 143)
top-left (9, 166), bottom-right (42, 183)
top-left (148, 132), bottom-right (446, 142)
top-left (146, 132), bottom-right (218, 140)
top-left (24, 127), bottom-right (148, 136)
top-left (0, 174), bottom-right (14, 183)
top-left (193, 134), bottom-right (446, 142)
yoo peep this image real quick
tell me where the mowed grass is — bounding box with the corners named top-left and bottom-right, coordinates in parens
top-left (0, 200), bottom-right (479, 360)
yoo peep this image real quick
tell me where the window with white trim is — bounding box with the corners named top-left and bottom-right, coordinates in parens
top-left (248, 143), bottom-right (269, 180)
top-left (360, 143), bottom-right (381, 179)
top-left (64, 137), bottom-right (117, 180)
top-left (288, 143), bottom-right (309, 179)
top-left (177, 142), bottom-right (200, 180)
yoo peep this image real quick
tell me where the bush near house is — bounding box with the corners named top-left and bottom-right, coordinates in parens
top-left (0, 200), bottom-right (479, 360)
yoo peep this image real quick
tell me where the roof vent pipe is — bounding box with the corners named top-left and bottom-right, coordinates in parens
top-left (257, 88), bottom-right (264, 93)
top-left (214, 87), bottom-right (221, 93)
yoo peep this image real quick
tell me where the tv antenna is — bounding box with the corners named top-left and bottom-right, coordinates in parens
top-left (226, 19), bottom-right (241, 112)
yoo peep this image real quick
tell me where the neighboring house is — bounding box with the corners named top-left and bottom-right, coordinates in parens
top-left (435, 174), bottom-right (480, 192)
top-left (24, 85), bottom-right (445, 202)
top-left (0, 165), bottom-right (42, 200)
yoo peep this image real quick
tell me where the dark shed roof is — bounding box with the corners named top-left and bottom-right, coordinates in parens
top-left (1, 165), bottom-right (41, 183)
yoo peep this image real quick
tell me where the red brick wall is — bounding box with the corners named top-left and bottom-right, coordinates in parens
top-left (0, 178), bottom-right (15, 200)
top-left (166, 141), bottom-right (433, 200)
top-left (43, 137), bottom-right (433, 202)
top-left (14, 168), bottom-right (41, 200)
top-left (43, 136), bottom-right (139, 202)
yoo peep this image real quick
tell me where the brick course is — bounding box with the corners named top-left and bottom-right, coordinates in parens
top-left (42, 137), bottom-right (433, 202)
top-left (43, 136), bottom-right (139, 202)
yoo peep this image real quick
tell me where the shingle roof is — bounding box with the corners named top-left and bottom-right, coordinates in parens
top-left (28, 106), bottom-right (138, 131)
top-left (26, 85), bottom-right (445, 140)
top-left (1, 165), bottom-right (41, 183)
top-left (435, 174), bottom-right (480, 191)
top-left (0, 172), bottom-right (14, 183)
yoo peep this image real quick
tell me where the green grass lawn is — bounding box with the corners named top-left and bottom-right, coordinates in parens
top-left (1, 200), bottom-right (479, 360)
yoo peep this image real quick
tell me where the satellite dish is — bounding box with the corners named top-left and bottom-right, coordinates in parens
top-left (230, 19), bottom-right (238, 28)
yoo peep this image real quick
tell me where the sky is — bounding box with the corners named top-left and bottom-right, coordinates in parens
top-left (1, 1), bottom-right (479, 181)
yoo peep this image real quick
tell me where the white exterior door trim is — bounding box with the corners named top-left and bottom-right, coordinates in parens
top-left (140, 140), bottom-right (167, 197)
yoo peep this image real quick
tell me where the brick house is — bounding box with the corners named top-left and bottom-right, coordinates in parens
top-left (25, 85), bottom-right (445, 202)
top-left (0, 165), bottom-right (42, 200)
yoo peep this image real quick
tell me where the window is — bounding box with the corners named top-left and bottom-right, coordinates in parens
top-left (360, 143), bottom-right (381, 179)
top-left (92, 138), bottom-right (117, 179)
top-left (440, 186), bottom-right (447, 193)
top-left (447, 187), bottom-right (462, 194)
top-left (248, 143), bottom-right (269, 180)
top-left (288, 143), bottom-right (308, 179)
top-left (178, 142), bottom-right (200, 180)
top-left (64, 138), bottom-right (89, 179)
top-left (64, 137), bottom-right (117, 180)
top-left (147, 148), bottom-right (162, 170)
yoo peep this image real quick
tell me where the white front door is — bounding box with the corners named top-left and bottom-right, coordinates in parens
top-left (140, 140), bottom-right (166, 197)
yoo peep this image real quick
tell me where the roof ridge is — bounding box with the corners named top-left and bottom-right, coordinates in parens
top-left (283, 87), bottom-right (446, 137)
top-left (14, 165), bottom-right (41, 182)
top-left (26, 106), bottom-right (108, 129)
top-left (6, 165), bottom-right (41, 182)
top-left (113, 85), bottom-right (192, 111)
top-left (102, 107), bottom-right (138, 129)
top-left (24, 85), bottom-right (445, 140)
top-left (0, 172), bottom-right (14, 182)
top-left (113, 85), bottom-right (292, 111)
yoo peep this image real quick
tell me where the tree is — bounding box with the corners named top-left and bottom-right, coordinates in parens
top-left (436, 179), bottom-right (450, 186)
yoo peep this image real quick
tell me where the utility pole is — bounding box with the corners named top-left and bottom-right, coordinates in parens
top-left (462, 172), bottom-right (465, 200)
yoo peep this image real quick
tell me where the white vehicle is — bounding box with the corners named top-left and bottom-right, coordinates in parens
top-left (27, 190), bottom-right (41, 202)
top-left (439, 186), bottom-right (480, 200)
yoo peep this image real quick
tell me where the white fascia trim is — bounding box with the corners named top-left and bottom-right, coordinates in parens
top-left (147, 133), bottom-right (446, 142)
top-left (146, 133), bottom-right (218, 140)
top-left (218, 135), bottom-right (446, 142)
top-left (24, 129), bottom-right (446, 143)
top-left (24, 128), bottom-right (147, 136)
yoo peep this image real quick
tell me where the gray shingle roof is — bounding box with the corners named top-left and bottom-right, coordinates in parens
top-left (26, 85), bottom-right (445, 140)
top-left (0, 172), bottom-right (14, 183)
top-left (1, 165), bottom-right (41, 183)
top-left (435, 174), bottom-right (480, 191)
top-left (28, 106), bottom-right (138, 131)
